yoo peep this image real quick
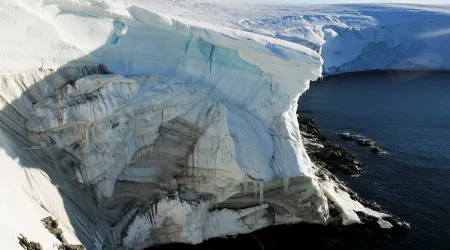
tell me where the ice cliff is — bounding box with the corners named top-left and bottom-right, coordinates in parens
top-left (1, 0), bottom-right (449, 249)
top-left (142, 1), bottom-right (450, 74)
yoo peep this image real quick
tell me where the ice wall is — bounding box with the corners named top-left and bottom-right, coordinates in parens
top-left (138, 1), bottom-right (450, 74)
top-left (321, 8), bottom-right (450, 74)
top-left (0, 98), bottom-right (108, 249)
top-left (0, 0), bottom-right (326, 248)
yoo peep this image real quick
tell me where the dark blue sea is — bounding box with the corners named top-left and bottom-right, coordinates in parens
top-left (298, 71), bottom-right (450, 249)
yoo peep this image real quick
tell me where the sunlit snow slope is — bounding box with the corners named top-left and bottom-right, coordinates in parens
top-left (140, 0), bottom-right (450, 74)
top-left (1, 0), bottom-right (449, 249)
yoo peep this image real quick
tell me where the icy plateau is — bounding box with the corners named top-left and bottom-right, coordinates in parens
top-left (1, 0), bottom-right (449, 249)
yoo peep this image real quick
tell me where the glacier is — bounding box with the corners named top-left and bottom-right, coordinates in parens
top-left (0, 0), bottom-right (449, 249)
top-left (140, 1), bottom-right (450, 74)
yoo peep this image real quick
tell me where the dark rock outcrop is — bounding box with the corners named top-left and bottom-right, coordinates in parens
top-left (42, 216), bottom-right (86, 250)
top-left (370, 146), bottom-right (385, 154)
top-left (18, 235), bottom-right (43, 250)
top-left (337, 132), bottom-right (387, 154)
top-left (298, 116), bottom-right (320, 136)
top-left (315, 145), bottom-right (362, 175)
top-left (298, 118), bottom-right (362, 175)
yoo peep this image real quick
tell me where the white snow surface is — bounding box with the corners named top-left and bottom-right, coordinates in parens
top-left (321, 181), bottom-right (387, 225)
top-left (1, 0), bottom-right (449, 248)
top-left (135, 0), bottom-right (450, 74)
top-left (0, 139), bottom-right (66, 250)
top-left (378, 218), bottom-right (394, 229)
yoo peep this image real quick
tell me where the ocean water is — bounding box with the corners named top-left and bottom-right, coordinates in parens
top-left (298, 71), bottom-right (450, 249)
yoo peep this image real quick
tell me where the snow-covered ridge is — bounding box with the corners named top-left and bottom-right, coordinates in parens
top-left (1, 0), bottom-right (449, 249)
top-left (139, 0), bottom-right (450, 74)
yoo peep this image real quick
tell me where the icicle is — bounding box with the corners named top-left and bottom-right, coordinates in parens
top-left (259, 181), bottom-right (264, 205)
top-left (149, 208), bottom-right (154, 225)
top-left (243, 176), bottom-right (248, 195)
top-left (253, 182), bottom-right (258, 197)
top-left (283, 177), bottom-right (290, 196)
top-left (149, 205), bottom-right (154, 225)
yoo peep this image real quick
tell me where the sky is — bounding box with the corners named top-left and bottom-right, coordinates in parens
top-left (255, 0), bottom-right (449, 4)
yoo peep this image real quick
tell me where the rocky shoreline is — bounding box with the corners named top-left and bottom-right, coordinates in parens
top-left (297, 116), bottom-right (409, 231)
top-left (299, 116), bottom-right (363, 176)
top-left (337, 132), bottom-right (387, 154)
top-left (150, 116), bottom-right (410, 250)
